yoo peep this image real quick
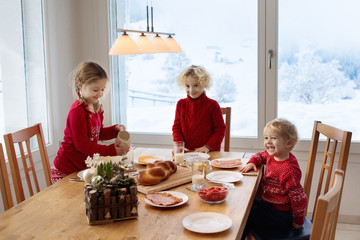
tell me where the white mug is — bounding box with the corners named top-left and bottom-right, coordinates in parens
top-left (115, 130), bottom-right (130, 148)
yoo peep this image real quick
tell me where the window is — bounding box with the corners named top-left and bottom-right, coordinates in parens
top-left (0, 0), bottom-right (49, 149)
top-left (109, 0), bottom-right (359, 150)
top-left (109, 0), bottom-right (258, 138)
top-left (277, 0), bottom-right (360, 141)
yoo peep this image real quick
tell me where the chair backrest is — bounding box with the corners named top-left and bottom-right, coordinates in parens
top-left (303, 121), bottom-right (351, 223)
top-left (0, 143), bottom-right (14, 210)
top-left (221, 107), bottom-right (231, 152)
top-left (310, 169), bottom-right (344, 240)
top-left (3, 123), bottom-right (51, 204)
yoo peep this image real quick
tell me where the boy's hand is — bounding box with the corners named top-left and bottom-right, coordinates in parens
top-left (194, 146), bottom-right (210, 153)
top-left (239, 163), bottom-right (257, 173)
top-left (171, 147), bottom-right (189, 156)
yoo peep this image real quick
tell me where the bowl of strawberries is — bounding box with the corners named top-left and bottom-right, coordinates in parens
top-left (194, 182), bottom-right (235, 204)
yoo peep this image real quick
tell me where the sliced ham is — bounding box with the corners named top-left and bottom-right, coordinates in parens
top-left (213, 158), bottom-right (242, 168)
top-left (146, 192), bottom-right (183, 206)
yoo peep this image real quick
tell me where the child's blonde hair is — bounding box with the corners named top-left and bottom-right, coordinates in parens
top-left (72, 62), bottom-right (108, 111)
top-left (265, 118), bottom-right (299, 150)
top-left (177, 65), bottom-right (212, 89)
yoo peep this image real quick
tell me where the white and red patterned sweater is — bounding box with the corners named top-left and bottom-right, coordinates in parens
top-left (248, 150), bottom-right (308, 225)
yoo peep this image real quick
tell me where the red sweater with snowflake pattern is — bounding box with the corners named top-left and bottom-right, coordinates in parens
top-left (248, 150), bottom-right (308, 225)
top-left (172, 92), bottom-right (226, 151)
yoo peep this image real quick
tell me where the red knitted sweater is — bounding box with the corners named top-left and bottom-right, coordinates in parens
top-left (248, 151), bottom-right (308, 225)
top-left (172, 92), bottom-right (226, 151)
top-left (54, 100), bottom-right (118, 174)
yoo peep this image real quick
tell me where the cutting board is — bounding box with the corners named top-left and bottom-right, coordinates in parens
top-left (136, 167), bottom-right (192, 194)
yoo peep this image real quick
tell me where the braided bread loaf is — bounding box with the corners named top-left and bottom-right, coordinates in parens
top-left (137, 160), bottom-right (177, 186)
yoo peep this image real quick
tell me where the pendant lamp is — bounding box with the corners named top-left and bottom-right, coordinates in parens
top-left (165, 35), bottom-right (182, 53)
top-left (135, 33), bottom-right (156, 54)
top-left (109, 32), bottom-right (141, 55)
top-left (109, 2), bottom-right (181, 55)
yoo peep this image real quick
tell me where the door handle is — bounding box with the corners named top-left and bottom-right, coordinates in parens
top-left (268, 50), bottom-right (273, 69)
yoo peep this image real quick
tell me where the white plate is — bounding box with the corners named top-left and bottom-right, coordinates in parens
top-left (135, 155), bottom-right (165, 165)
top-left (210, 158), bottom-right (243, 169)
top-left (184, 152), bottom-right (210, 160)
top-left (182, 212), bottom-right (232, 233)
top-left (145, 191), bottom-right (188, 208)
top-left (97, 155), bottom-right (123, 163)
top-left (206, 171), bottom-right (244, 183)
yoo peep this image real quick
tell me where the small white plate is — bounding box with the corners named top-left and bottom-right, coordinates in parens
top-left (97, 155), bottom-right (123, 163)
top-left (206, 171), bottom-right (244, 183)
top-left (182, 212), bottom-right (232, 233)
top-left (145, 191), bottom-right (188, 208)
top-left (210, 158), bottom-right (243, 169)
top-left (184, 152), bottom-right (210, 160)
top-left (135, 155), bottom-right (165, 165)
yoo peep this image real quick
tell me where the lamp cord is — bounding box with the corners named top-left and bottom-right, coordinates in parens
top-left (151, 1), bottom-right (154, 32)
top-left (146, 2), bottom-right (149, 32)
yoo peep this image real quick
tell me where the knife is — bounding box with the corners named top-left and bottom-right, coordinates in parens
top-left (241, 172), bottom-right (258, 176)
top-left (69, 178), bottom-right (85, 182)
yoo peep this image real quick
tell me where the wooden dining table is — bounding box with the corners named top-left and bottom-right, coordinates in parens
top-left (0, 148), bottom-right (260, 240)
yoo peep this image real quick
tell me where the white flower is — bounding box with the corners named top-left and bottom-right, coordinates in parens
top-left (85, 153), bottom-right (101, 168)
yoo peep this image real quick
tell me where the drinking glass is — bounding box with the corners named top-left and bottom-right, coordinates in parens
top-left (174, 141), bottom-right (185, 165)
top-left (123, 145), bottom-right (136, 169)
top-left (189, 156), bottom-right (211, 191)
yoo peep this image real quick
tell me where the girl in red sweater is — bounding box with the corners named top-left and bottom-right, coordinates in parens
top-left (51, 62), bottom-right (128, 183)
top-left (172, 65), bottom-right (226, 153)
top-left (240, 118), bottom-right (308, 239)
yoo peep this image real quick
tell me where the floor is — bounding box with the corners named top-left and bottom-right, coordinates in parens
top-left (335, 223), bottom-right (360, 240)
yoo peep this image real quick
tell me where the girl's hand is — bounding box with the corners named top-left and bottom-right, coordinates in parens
top-left (239, 163), bottom-right (257, 173)
top-left (195, 146), bottom-right (210, 153)
top-left (292, 221), bottom-right (303, 229)
top-left (115, 144), bottom-right (129, 155)
top-left (115, 124), bottom-right (126, 132)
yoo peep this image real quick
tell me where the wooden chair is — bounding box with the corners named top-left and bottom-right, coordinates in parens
top-left (221, 107), bottom-right (231, 152)
top-left (248, 120), bottom-right (352, 240)
top-left (0, 143), bottom-right (14, 210)
top-left (3, 123), bottom-right (52, 204)
top-left (310, 169), bottom-right (345, 240)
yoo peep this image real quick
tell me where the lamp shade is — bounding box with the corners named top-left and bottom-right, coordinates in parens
top-left (109, 33), bottom-right (141, 55)
top-left (165, 36), bottom-right (182, 53)
top-left (151, 34), bottom-right (170, 53)
top-left (135, 34), bottom-right (156, 54)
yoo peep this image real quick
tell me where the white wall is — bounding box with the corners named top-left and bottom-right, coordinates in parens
top-left (45, 0), bottom-right (112, 160)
